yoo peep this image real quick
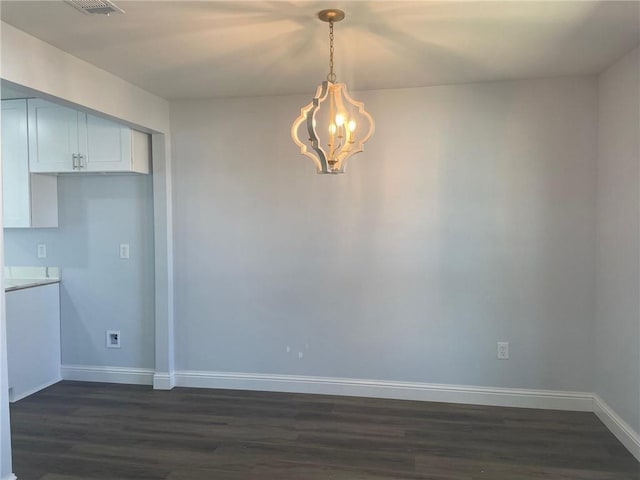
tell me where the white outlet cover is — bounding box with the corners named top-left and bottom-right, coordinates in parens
top-left (119, 244), bottom-right (130, 259)
top-left (106, 330), bottom-right (121, 348)
top-left (37, 244), bottom-right (47, 258)
top-left (497, 341), bottom-right (509, 359)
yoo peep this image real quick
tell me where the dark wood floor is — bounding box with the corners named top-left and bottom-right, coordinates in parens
top-left (9, 381), bottom-right (639, 480)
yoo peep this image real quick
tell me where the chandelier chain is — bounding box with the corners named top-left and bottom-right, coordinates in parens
top-left (327, 21), bottom-right (336, 83)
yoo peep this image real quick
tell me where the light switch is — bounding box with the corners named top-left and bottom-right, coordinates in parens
top-left (119, 244), bottom-right (130, 259)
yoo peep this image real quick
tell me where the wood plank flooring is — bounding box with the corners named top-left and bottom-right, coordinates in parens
top-left (9, 381), bottom-right (640, 479)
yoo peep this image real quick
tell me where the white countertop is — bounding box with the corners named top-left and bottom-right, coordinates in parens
top-left (5, 267), bottom-right (60, 292)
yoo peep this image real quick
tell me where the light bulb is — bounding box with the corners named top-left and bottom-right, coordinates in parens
top-left (335, 114), bottom-right (345, 127)
top-left (329, 123), bottom-right (337, 135)
top-left (348, 120), bottom-right (356, 132)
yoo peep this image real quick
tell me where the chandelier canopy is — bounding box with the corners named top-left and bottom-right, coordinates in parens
top-left (291, 9), bottom-right (375, 174)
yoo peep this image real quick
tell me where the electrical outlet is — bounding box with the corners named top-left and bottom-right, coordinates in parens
top-left (298, 351), bottom-right (304, 359)
top-left (37, 244), bottom-right (47, 258)
top-left (119, 244), bottom-right (130, 259)
top-left (497, 341), bottom-right (509, 360)
top-left (106, 330), bottom-right (121, 348)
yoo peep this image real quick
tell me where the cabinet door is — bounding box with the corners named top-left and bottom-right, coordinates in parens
top-left (28, 98), bottom-right (81, 173)
top-left (2, 99), bottom-right (30, 227)
top-left (84, 113), bottom-right (132, 172)
top-left (6, 283), bottom-right (61, 402)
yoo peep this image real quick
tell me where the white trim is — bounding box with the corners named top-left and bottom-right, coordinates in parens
top-left (2, 474), bottom-right (17, 480)
top-left (174, 370), bottom-right (593, 412)
top-left (61, 365), bottom-right (153, 386)
top-left (9, 377), bottom-right (61, 403)
top-left (593, 394), bottom-right (640, 461)
top-left (153, 372), bottom-right (175, 390)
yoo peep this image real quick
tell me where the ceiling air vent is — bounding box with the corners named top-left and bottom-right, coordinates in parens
top-left (65, 0), bottom-right (124, 15)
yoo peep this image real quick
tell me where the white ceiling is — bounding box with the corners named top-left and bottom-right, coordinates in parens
top-left (1, 1), bottom-right (638, 100)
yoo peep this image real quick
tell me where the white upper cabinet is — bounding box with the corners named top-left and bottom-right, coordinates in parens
top-left (85, 114), bottom-right (130, 172)
top-left (3, 100), bottom-right (30, 224)
top-left (28, 98), bottom-right (150, 174)
top-left (28, 99), bottom-right (85, 173)
top-left (2, 99), bottom-right (58, 228)
top-left (84, 114), bottom-right (150, 173)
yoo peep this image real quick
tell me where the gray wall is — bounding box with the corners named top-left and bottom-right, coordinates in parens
top-left (595, 47), bottom-right (640, 431)
top-left (170, 77), bottom-right (597, 391)
top-left (4, 174), bottom-right (155, 369)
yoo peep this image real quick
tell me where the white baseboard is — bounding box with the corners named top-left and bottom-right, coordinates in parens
top-left (61, 365), bottom-right (153, 386)
top-left (593, 394), bottom-right (640, 462)
top-left (1, 474), bottom-right (17, 480)
top-left (174, 370), bottom-right (593, 412)
top-left (9, 377), bottom-right (61, 403)
top-left (153, 372), bottom-right (175, 390)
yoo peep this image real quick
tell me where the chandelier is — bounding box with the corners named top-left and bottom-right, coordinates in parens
top-left (291, 9), bottom-right (375, 174)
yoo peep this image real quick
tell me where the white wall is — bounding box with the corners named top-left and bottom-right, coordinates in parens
top-left (4, 175), bottom-right (155, 369)
top-left (595, 47), bottom-right (640, 432)
top-left (170, 77), bottom-right (597, 392)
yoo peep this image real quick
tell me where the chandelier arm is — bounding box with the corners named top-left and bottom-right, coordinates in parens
top-left (332, 138), bottom-right (343, 159)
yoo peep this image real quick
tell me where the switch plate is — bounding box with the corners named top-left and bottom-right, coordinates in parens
top-left (37, 244), bottom-right (47, 258)
top-left (106, 330), bottom-right (121, 348)
top-left (119, 244), bottom-right (130, 259)
top-left (497, 341), bottom-right (509, 360)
